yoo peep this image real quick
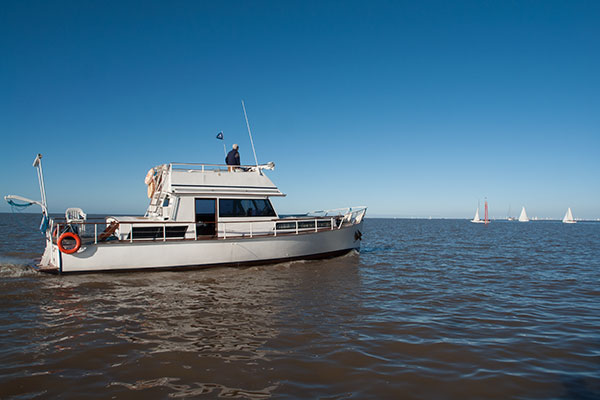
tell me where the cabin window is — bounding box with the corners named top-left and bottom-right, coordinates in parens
top-left (163, 196), bottom-right (170, 207)
top-left (219, 199), bottom-right (276, 218)
top-left (195, 198), bottom-right (216, 236)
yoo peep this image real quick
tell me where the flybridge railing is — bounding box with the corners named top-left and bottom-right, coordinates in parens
top-left (169, 162), bottom-right (275, 172)
top-left (48, 207), bottom-right (366, 246)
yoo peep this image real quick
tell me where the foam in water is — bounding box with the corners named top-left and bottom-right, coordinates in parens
top-left (0, 263), bottom-right (38, 277)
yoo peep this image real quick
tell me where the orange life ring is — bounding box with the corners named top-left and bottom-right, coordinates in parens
top-left (58, 232), bottom-right (81, 254)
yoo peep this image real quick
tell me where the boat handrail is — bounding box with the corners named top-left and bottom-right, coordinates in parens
top-left (306, 206), bottom-right (368, 217)
top-left (49, 215), bottom-right (340, 225)
top-left (50, 218), bottom-right (343, 244)
top-left (50, 218), bottom-right (194, 224)
top-left (170, 162), bottom-right (275, 172)
top-left (48, 206), bottom-right (366, 245)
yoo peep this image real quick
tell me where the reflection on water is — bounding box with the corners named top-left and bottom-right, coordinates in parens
top-left (1, 214), bottom-right (599, 399)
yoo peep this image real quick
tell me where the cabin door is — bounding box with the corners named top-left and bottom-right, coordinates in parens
top-left (195, 198), bottom-right (216, 237)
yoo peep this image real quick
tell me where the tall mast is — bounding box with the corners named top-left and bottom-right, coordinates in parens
top-left (241, 100), bottom-right (259, 167)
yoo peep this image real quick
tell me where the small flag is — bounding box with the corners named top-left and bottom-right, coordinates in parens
top-left (216, 131), bottom-right (224, 140)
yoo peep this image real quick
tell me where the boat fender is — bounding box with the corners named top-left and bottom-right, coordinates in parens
top-left (354, 230), bottom-right (362, 241)
top-left (58, 232), bottom-right (81, 254)
top-left (145, 168), bottom-right (156, 199)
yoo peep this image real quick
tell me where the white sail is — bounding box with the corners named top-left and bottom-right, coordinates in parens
top-left (471, 208), bottom-right (484, 223)
top-left (518, 206), bottom-right (529, 222)
top-left (563, 207), bottom-right (576, 224)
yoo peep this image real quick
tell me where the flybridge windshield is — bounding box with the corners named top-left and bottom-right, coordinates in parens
top-left (219, 199), bottom-right (276, 218)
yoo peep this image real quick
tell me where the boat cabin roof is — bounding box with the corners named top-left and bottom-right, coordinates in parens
top-left (162, 162), bottom-right (285, 197)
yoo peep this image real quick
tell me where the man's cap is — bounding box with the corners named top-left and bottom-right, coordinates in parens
top-left (232, 144), bottom-right (239, 149)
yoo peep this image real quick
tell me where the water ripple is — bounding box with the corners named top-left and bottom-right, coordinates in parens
top-left (1, 216), bottom-right (600, 398)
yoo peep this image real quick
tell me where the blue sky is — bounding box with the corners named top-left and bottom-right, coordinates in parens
top-left (1, 1), bottom-right (598, 218)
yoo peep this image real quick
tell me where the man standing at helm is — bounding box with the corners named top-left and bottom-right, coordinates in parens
top-left (226, 144), bottom-right (240, 171)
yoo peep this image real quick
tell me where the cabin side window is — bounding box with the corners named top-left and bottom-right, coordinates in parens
top-left (219, 199), bottom-right (276, 217)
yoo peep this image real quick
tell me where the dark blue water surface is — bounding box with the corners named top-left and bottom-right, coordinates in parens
top-left (1, 214), bottom-right (599, 399)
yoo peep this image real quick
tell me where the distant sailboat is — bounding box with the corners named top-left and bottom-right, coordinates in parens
top-left (563, 207), bottom-right (576, 224)
top-left (507, 204), bottom-right (515, 221)
top-left (518, 206), bottom-right (529, 222)
top-left (471, 208), bottom-right (483, 223)
top-left (471, 200), bottom-right (489, 224)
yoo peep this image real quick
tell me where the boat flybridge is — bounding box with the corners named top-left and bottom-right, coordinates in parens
top-left (5, 155), bottom-right (366, 273)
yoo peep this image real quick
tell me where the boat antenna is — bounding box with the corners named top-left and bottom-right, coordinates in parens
top-left (241, 100), bottom-right (259, 167)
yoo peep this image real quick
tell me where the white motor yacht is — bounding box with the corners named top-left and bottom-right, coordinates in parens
top-left (5, 155), bottom-right (366, 273)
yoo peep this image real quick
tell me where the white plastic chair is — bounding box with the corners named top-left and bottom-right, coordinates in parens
top-left (66, 207), bottom-right (87, 234)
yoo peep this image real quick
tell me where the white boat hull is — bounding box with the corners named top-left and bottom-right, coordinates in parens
top-left (45, 222), bottom-right (363, 273)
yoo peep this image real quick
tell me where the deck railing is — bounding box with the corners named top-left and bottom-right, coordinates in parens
top-left (48, 207), bottom-right (366, 246)
top-left (306, 206), bottom-right (368, 221)
top-left (170, 162), bottom-right (275, 173)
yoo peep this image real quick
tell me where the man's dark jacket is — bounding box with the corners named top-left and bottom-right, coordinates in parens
top-left (226, 149), bottom-right (240, 165)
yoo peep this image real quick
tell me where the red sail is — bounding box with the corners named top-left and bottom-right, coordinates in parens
top-left (484, 201), bottom-right (489, 224)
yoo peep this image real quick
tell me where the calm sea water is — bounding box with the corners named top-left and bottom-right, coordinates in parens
top-left (1, 213), bottom-right (599, 399)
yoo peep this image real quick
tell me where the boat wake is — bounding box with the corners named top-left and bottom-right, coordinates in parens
top-left (0, 263), bottom-right (38, 277)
